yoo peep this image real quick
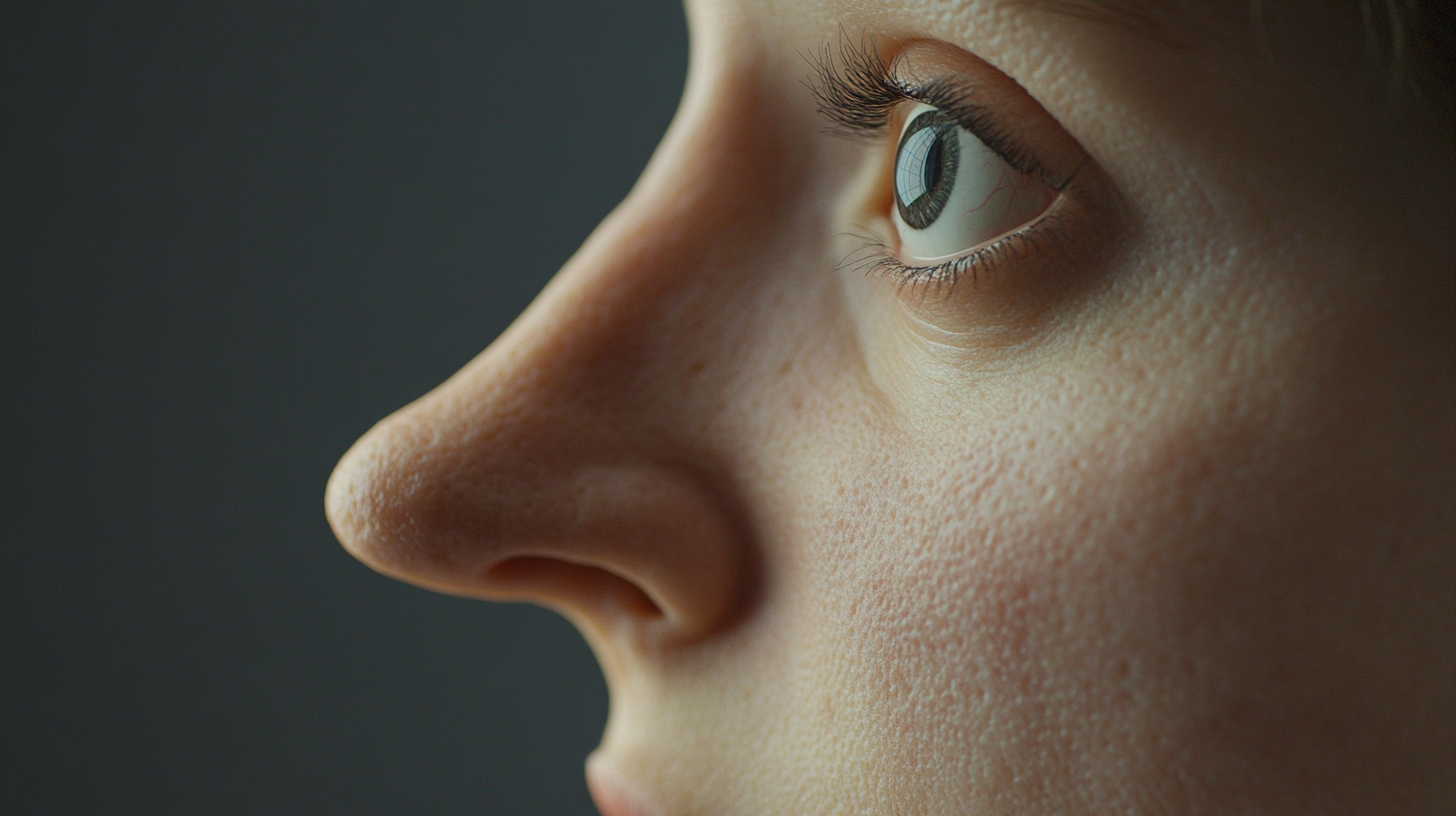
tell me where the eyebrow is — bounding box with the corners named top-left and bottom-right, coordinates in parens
top-left (1021, 0), bottom-right (1185, 45)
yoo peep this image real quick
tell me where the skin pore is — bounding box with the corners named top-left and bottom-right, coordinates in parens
top-left (326, 1), bottom-right (1455, 813)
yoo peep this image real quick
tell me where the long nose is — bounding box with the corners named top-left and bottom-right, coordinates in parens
top-left (325, 58), bottom-right (799, 653)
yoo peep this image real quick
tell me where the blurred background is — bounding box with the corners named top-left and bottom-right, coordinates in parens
top-left (2, 2), bottom-right (687, 813)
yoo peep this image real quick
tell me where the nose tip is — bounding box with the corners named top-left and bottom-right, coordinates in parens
top-left (324, 413), bottom-right (423, 582)
top-left (325, 388), bottom-right (750, 647)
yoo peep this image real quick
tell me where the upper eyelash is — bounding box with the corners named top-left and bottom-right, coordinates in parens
top-left (807, 36), bottom-right (1064, 187)
top-left (807, 36), bottom-right (910, 138)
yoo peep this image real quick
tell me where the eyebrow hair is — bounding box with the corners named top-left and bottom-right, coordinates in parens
top-left (1028, 0), bottom-right (1453, 118)
top-left (1021, 0), bottom-right (1179, 44)
top-left (1358, 0), bottom-right (1453, 117)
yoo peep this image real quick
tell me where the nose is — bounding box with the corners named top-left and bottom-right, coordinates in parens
top-left (325, 67), bottom-right (791, 652)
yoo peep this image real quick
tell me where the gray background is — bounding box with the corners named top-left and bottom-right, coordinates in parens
top-left (2, 2), bottom-right (688, 813)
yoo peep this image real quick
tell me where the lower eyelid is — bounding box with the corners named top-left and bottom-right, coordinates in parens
top-left (840, 160), bottom-right (1128, 347)
top-left (845, 220), bottom-right (1045, 294)
top-left (869, 178), bottom-right (1067, 284)
top-left (894, 192), bottom-right (1064, 272)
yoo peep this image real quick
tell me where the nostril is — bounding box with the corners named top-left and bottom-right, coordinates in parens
top-left (487, 557), bottom-right (665, 621)
top-left (329, 424), bottom-right (744, 641)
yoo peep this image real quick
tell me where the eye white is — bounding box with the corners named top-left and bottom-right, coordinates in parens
top-left (892, 103), bottom-right (1053, 263)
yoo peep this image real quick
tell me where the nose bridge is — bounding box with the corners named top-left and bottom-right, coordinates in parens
top-left (465, 46), bottom-right (799, 422)
top-left (326, 56), bottom-right (799, 648)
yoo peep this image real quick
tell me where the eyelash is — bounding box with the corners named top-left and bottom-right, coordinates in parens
top-left (809, 37), bottom-right (1074, 290)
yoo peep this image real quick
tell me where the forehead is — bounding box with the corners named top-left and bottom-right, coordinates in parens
top-left (712, 0), bottom-right (1356, 89)
top-left (704, 0), bottom-right (1274, 121)
top-left (725, 0), bottom-right (1237, 50)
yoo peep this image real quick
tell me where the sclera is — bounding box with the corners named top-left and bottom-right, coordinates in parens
top-left (892, 102), bottom-right (1058, 264)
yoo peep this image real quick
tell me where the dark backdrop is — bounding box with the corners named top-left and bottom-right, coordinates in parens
top-left (2, 3), bottom-right (687, 813)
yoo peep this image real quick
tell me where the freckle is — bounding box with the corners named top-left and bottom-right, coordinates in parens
top-left (777, 361), bottom-right (792, 376)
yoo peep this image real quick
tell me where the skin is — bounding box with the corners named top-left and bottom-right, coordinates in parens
top-left (326, 1), bottom-right (1456, 813)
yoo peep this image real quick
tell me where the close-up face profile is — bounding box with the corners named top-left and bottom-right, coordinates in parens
top-left (326, 0), bottom-right (1455, 813)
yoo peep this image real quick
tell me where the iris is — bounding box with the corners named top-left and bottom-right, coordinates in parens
top-left (894, 109), bottom-right (960, 230)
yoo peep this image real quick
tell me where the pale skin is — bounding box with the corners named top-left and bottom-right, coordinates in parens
top-left (325, 0), bottom-right (1456, 813)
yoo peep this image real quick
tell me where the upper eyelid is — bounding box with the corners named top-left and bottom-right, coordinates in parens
top-left (807, 38), bottom-right (1061, 187)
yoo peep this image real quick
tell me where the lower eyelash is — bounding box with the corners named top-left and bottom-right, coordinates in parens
top-left (839, 210), bottom-right (1072, 294)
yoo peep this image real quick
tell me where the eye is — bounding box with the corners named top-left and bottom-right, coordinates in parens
top-left (892, 103), bottom-right (1057, 262)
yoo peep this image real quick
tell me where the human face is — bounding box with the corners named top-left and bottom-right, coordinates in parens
top-left (326, 0), bottom-right (1456, 812)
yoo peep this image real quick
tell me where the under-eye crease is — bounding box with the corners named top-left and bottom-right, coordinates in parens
top-left (810, 37), bottom-right (1080, 291)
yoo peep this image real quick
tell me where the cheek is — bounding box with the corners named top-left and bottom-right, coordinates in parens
top-left (823, 442), bottom-right (1112, 807)
top-left (812, 362), bottom-right (1322, 808)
